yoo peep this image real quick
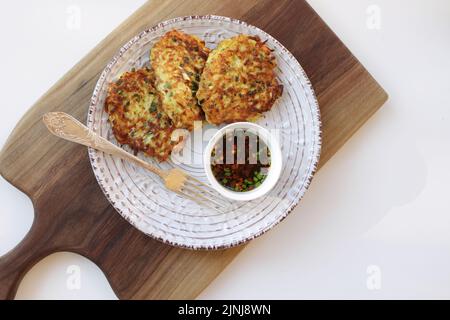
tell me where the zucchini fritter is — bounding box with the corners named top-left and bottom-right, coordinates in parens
top-left (150, 30), bottom-right (210, 130)
top-left (197, 35), bottom-right (283, 125)
top-left (105, 68), bottom-right (180, 161)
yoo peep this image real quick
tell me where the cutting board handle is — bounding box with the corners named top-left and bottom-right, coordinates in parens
top-left (0, 223), bottom-right (52, 300)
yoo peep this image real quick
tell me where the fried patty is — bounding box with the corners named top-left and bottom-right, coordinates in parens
top-left (197, 35), bottom-right (283, 125)
top-left (150, 30), bottom-right (210, 130)
top-left (105, 68), bottom-right (180, 161)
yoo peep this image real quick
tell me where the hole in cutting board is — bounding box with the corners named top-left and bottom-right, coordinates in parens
top-left (0, 176), bottom-right (33, 257)
top-left (15, 252), bottom-right (117, 300)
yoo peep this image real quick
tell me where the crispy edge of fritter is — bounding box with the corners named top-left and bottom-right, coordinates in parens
top-left (153, 29), bottom-right (210, 61)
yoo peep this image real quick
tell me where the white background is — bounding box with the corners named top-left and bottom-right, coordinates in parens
top-left (0, 0), bottom-right (449, 299)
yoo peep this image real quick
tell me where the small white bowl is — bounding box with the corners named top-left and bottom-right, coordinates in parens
top-left (203, 122), bottom-right (282, 201)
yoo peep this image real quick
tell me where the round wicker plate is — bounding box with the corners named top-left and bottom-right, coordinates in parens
top-left (87, 15), bottom-right (321, 250)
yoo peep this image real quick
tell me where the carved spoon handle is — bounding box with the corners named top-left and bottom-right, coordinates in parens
top-left (42, 112), bottom-right (164, 177)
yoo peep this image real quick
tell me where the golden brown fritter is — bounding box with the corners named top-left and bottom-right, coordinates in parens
top-left (150, 30), bottom-right (210, 130)
top-left (197, 35), bottom-right (283, 125)
top-left (104, 68), bottom-right (181, 161)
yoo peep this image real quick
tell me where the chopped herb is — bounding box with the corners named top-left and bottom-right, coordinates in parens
top-left (149, 100), bottom-right (158, 112)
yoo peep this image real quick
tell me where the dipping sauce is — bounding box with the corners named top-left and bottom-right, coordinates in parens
top-left (211, 129), bottom-right (271, 192)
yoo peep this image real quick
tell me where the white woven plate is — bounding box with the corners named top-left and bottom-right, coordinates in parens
top-left (87, 16), bottom-right (321, 250)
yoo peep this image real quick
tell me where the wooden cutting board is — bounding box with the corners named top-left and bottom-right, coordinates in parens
top-left (0, 0), bottom-right (387, 300)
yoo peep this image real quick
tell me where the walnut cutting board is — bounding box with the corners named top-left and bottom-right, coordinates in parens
top-left (0, 0), bottom-right (387, 300)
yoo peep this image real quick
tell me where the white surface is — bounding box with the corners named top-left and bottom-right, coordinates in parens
top-left (0, 0), bottom-right (449, 299)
